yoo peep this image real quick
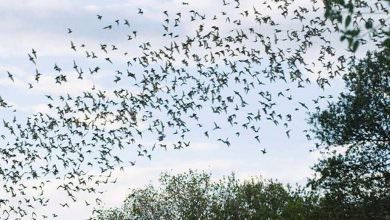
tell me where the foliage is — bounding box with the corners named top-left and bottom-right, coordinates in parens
top-left (308, 50), bottom-right (390, 219)
top-left (323, 0), bottom-right (390, 51)
top-left (93, 171), bottom-right (320, 220)
top-left (310, 2), bottom-right (390, 218)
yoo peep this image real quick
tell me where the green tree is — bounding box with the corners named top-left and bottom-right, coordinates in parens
top-left (310, 1), bottom-right (390, 219)
top-left (308, 50), bottom-right (390, 219)
top-left (93, 171), bottom-right (320, 220)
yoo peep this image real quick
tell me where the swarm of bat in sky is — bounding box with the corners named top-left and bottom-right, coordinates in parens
top-left (0, 0), bottom-right (388, 219)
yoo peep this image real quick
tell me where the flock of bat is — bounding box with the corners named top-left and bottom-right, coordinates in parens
top-left (0, 0), bottom-right (387, 219)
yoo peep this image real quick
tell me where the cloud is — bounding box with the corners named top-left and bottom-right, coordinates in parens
top-left (83, 4), bottom-right (100, 13)
top-left (0, 0), bottom-right (74, 14)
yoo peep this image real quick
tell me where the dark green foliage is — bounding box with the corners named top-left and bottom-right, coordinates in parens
top-left (308, 51), bottom-right (390, 219)
top-left (310, 51), bottom-right (389, 146)
top-left (313, 2), bottom-right (390, 218)
top-left (93, 171), bottom-right (320, 220)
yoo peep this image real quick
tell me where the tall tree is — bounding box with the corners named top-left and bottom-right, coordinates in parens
top-left (308, 1), bottom-right (389, 218)
top-left (308, 50), bottom-right (390, 219)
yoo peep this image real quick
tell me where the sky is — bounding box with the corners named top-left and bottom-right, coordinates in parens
top-left (0, 0), bottom-right (356, 219)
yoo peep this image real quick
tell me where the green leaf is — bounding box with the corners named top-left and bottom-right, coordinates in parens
top-left (345, 15), bottom-right (351, 27)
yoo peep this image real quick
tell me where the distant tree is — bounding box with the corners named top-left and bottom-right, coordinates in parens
top-left (308, 50), bottom-right (390, 219)
top-left (93, 171), bottom-right (320, 220)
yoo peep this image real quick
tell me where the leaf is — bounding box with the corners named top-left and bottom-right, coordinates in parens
top-left (345, 15), bottom-right (351, 27)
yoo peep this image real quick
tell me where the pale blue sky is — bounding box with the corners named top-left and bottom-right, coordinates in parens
top-left (0, 0), bottom-right (357, 219)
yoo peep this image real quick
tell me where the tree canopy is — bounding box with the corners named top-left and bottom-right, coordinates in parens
top-left (93, 171), bottom-right (320, 220)
top-left (308, 50), bottom-right (390, 220)
top-left (307, 2), bottom-right (389, 218)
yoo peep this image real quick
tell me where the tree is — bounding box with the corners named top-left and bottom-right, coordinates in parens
top-left (93, 171), bottom-right (320, 220)
top-left (323, 0), bottom-right (390, 52)
top-left (307, 1), bottom-right (390, 219)
top-left (308, 50), bottom-right (390, 219)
